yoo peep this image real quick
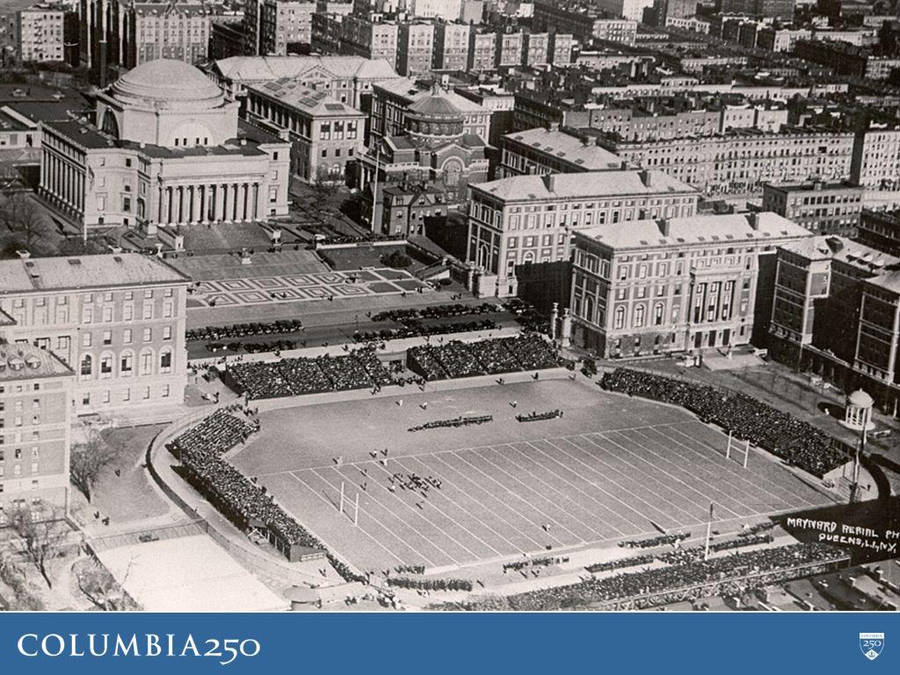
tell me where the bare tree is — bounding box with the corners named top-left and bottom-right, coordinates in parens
top-left (70, 432), bottom-right (121, 503)
top-left (0, 551), bottom-right (44, 610)
top-left (0, 192), bottom-right (49, 248)
top-left (74, 557), bottom-right (138, 611)
top-left (8, 506), bottom-right (69, 589)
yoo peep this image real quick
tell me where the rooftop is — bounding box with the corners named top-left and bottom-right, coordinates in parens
top-left (472, 170), bottom-right (695, 202)
top-left (577, 212), bottom-right (810, 250)
top-left (0, 254), bottom-right (190, 295)
top-left (504, 127), bottom-right (624, 170)
top-left (374, 79), bottom-right (486, 113)
top-left (780, 235), bottom-right (900, 275)
top-left (0, 340), bottom-right (72, 382)
top-left (248, 79), bottom-right (363, 116)
top-left (764, 180), bottom-right (862, 193)
top-left (212, 55), bottom-right (398, 82)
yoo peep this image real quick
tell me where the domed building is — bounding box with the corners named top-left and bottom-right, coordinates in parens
top-left (360, 80), bottom-right (491, 236)
top-left (39, 59), bottom-right (290, 234)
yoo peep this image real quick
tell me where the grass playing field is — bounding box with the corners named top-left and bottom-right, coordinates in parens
top-left (229, 378), bottom-right (836, 573)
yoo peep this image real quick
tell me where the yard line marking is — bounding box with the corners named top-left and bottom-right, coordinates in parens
top-left (660, 424), bottom-right (822, 508)
top-left (563, 433), bottom-right (710, 521)
top-left (311, 466), bottom-right (456, 567)
top-left (288, 470), bottom-right (409, 567)
top-left (446, 449), bottom-right (581, 545)
top-left (497, 442), bottom-right (631, 538)
top-left (540, 437), bottom-right (690, 529)
top-left (600, 429), bottom-right (744, 519)
top-left (396, 454), bottom-right (533, 555)
top-left (366, 456), bottom-right (505, 560)
top-left (623, 427), bottom-right (766, 513)
top-left (629, 426), bottom-right (788, 512)
top-left (323, 463), bottom-right (477, 565)
top-left (480, 444), bottom-right (618, 540)
top-left (427, 453), bottom-right (553, 552)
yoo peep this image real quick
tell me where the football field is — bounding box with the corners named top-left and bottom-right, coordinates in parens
top-left (229, 379), bottom-right (836, 573)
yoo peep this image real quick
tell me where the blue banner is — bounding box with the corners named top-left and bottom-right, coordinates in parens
top-left (0, 612), bottom-right (897, 674)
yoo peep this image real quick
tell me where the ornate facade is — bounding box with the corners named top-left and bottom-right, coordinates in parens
top-left (38, 59), bottom-right (290, 234)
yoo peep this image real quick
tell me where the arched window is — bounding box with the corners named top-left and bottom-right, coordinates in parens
top-left (614, 306), bottom-right (626, 330)
top-left (523, 251), bottom-right (535, 265)
top-left (654, 302), bottom-right (665, 326)
top-left (634, 305), bottom-right (645, 328)
top-left (80, 354), bottom-right (92, 378)
top-left (159, 347), bottom-right (173, 374)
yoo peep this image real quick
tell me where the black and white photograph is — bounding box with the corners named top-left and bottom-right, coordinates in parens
top-left (0, 0), bottom-right (898, 622)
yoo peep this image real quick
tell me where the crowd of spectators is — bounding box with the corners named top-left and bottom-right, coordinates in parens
top-left (224, 348), bottom-right (392, 399)
top-left (353, 319), bottom-right (498, 343)
top-left (503, 555), bottom-right (570, 573)
top-left (168, 409), bottom-right (325, 558)
top-left (516, 410), bottom-right (563, 423)
top-left (407, 335), bottom-right (559, 381)
top-left (205, 340), bottom-right (299, 354)
top-left (408, 414), bottom-right (493, 433)
top-left (387, 577), bottom-right (473, 592)
top-left (499, 543), bottom-right (846, 611)
top-left (619, 532), bottom-right (690, 549)
top-left (600, 369), bottom-right (850, 478)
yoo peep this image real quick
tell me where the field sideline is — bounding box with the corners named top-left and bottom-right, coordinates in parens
top-left (229, 379), bottom-right (836, 573)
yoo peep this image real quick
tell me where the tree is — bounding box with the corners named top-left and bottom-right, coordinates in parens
top-left (383, 250), bottom-right (411, 269)
top-left (0, 192), bottom-right (50, 249)
top-left (8, 506), bottom-right (68, 589)
top-left (70, 432), bottom-right (121, 503)
top-left (74, 557), bottom-right (138, 611)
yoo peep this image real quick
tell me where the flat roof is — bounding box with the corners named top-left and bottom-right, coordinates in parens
top-left (577, 212), bottom-right (810, 250)
top-left (0, 254), bottom-right (190, 295)
top-left (472, 170), bottom-right (695, 202)
top-left (779, 235), bottom-right (900, 273)
top-left (503, 127), bottom-right (624, 170)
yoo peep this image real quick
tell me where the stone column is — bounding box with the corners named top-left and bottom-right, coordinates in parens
top-left (221, 183), bottom-right (229, 222)
top-left (199, 185), bottom-right (207, 224)
top-left (231, 183), bottom-right (239, 221)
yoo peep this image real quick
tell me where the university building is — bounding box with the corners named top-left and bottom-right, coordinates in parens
top-left (244, 79), bottom-right (366, 183)
top-left (769, 236), bottom-right (900, 414)
top-left (466, 170), bottom-right (698, 298)
top-left (761, 181), bottom-right (864, 237)
top-left (0, 253), bottom-right (190, 416)
top-left (0, 340), bottom-right (73, 521)
top-left (38, 59), bottom-right (290, 234)
top-left (498, 126), bottom-right (627, 178)
top-left (569, 213), bottom-right (811, 357)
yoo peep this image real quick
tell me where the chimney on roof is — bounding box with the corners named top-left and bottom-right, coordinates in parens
top-left (639, 169), bottom-right (652, 188)
top-left (543, 174), bottom-right (557, 192)
top-left (658, 219), bottom-right (670, 237)
top-left (746, 212), bottom-right (759, 230)
top-left (546, 121), bottom-right (559, 132)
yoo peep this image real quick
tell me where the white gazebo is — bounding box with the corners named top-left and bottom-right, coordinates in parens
top-left (842, 389), bottom-right (875, 431)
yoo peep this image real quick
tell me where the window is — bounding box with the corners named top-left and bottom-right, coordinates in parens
top-left (123, 304), bottom-right (133, 321)
top-left (163, 301), bottom-right (173, 319)
top-left (159, 349), bottom-right (172, 374)
top-left (120, 352), bottom-right (133, 375)
top-left (143, 328), bottom-right (152, 342)
top-left (81, 332), bottom-right (91, 348)
top-left (163, 326), bottom-right (172, 341)
top-left (143, 304), bottom-right (153, 320)
top-left (140, 350), bottom-right (153, 375)
top-left (100, 354), bottom-right (112, 378)
top-left (614, 306), bottom-right (626, 330)
top-left (634, 305), bottom-right (645, 328)
top-left (102, 330), bottom-right (112, 345)
top-left (80, 354), bottom-right (92, 378)
top-left (654, 303), bottom-right (664, 326)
